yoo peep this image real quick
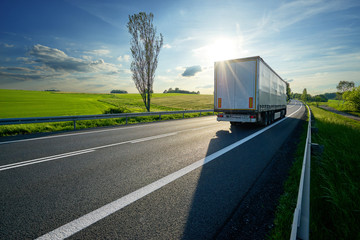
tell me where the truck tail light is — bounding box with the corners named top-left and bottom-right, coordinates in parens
top-left (218, 114), bottom-right (223, 118)
top-left (250, 115), bottom-right (256, 119)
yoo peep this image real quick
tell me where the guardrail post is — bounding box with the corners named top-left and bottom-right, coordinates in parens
top-left (183, 112), bottom-right (185, 118)
top-left (73, 120), bottom-right (76, 130)
top-left (126, 116), bottom-right (128, 125)
top-left (159, 113), bottom-right (161, 120)
top-left (200, 111), bottom-right (202, 117)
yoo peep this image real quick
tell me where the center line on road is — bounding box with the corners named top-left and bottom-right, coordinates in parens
top-left (0, 149), bottom-right (95, 172)
top-left (36, 104), bottom-right (304, 240)
top-left (0, 124), bottom-right (221, 172)
top-left (0, 132), bottom-right (182, 172)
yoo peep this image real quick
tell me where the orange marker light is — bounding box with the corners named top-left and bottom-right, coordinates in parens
top-left (249, 97), bottom-right (253, 108)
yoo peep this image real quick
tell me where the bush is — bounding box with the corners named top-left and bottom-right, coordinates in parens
top-left (111, 89), bottom-right (128, 94)
top-left (343, 86), bottom-right (360, 110)
top-left (103, 107), bottom-right (130, 114)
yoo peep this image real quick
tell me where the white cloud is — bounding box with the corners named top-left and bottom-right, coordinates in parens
top-left (163, 44), bottom-right (172, 49)
top-left (27, 44), bottom-right (119, 73)
top-left (3, 43), bottom-right (15, 48)
top-left (117, 54), bottom-right (130, 62)
top-left (0, 44), bottom-right (124, 87)
top-left (85, 49), bottom-right (110, 55)
top-left (250, 0), bottom-right (360, 40)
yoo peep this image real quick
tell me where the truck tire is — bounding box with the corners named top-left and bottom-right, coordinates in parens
top-left (262, 112), bottom-right (268, 126)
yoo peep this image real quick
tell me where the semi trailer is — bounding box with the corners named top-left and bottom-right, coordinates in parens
top-left (214, 56), bottom-right (287, 125)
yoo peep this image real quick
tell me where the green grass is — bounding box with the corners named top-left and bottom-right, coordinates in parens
top-left (310, 106), bottom-right (360, 239)
top-left (0, 89), bottom-right (214, 136)
top-left (319, 99), bottom-right (360, 117)
top-left (0, 89), bottom-right (113, 118)
top-left (271, 105), bottom-right (360, 239)
top-left (271, 106), bottom-right (360, 239)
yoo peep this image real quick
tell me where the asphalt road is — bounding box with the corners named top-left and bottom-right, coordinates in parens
top-left (0, 100), bottom-right (305, 239)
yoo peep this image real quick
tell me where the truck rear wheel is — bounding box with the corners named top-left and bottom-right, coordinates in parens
top-left (262, 112), bottom-right (268, 126)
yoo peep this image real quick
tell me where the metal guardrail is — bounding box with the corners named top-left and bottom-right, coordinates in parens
top-left (290, 104), bottom-right (311, 240)
top-left (0, 110), bottom-right (214, 130)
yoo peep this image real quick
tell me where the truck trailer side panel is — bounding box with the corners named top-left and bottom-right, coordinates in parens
top-left (258, 60), bottom-right (287, 111)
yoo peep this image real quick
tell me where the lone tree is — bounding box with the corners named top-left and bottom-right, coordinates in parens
top-left (301, 88), bottom-right (308, 103)
top-left (127, 12), bottom-right (163, 112)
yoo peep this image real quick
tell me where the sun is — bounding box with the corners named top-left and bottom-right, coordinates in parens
top-left (207, 37), bottom-right (237, 61)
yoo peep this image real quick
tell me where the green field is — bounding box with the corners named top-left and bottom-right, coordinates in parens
top-left (0, 89), bottom-right (214, 118)
top-left (0, 89), bottom-right (214, 136)
top-left (0, 89), bottom-right (112, 118)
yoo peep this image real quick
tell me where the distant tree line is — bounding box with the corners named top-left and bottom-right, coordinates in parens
top-left (294, 81), bottom-right (360, 110)
top-left (292, 91), bottom-right (330, 103)
top-left (44, 89), bottom-right (60, 92)
top-left (163, 88), bottom-right (200, 94)
top-left (111, 89), bottom-right (128, 94)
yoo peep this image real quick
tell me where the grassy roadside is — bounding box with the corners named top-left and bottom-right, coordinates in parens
top-left (310, 105), bottom-right (360, 239)
top-left (270, 105), bottom-right (360, 239)
top-left (320, 99), bottom-right (360, 117)
top-left (0, 112), bottom-right (214, 136)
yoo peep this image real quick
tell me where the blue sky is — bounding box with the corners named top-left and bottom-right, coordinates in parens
top-left (0, 0), bottom-right (359, 94)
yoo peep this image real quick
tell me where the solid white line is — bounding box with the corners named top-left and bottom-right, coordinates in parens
top-left (0, 116), bottom-right (216, 145)
top-left (36, 104), bottom-right (304, 240)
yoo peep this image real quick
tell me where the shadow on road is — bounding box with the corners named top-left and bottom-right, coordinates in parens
top-left (181, 114), bottom-right (306, 239)
top-left (180, 124), bottom-right (261, 239)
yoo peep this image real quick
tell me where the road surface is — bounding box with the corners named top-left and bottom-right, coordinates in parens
top-left (0, 100), bottom-right (305, 239)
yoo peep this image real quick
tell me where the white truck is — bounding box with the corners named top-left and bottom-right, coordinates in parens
top-left (214, 56), bottom-right (287, 125)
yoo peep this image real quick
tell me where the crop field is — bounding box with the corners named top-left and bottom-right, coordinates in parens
top-left (0, 89), bottom-right (111, 118)
top-left (0, 89), bottom-right (214, 136)
top-left (0, 89), bottom-right (213, 118)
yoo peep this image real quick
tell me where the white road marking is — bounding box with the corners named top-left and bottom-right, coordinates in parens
top-left (0, 126), bottom-right (214, 172)
top-left (0, 116), bottom-right (216, 145)
top-left (0, 149), bottom-right (95, 172)
top-left (0, 133), bottom-right (175, 172)
top-left (36, 104), bottom-right (304, 240)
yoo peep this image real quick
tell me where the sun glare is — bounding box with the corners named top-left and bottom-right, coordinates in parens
top-left (207, 38), bottom-right (237, 61)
